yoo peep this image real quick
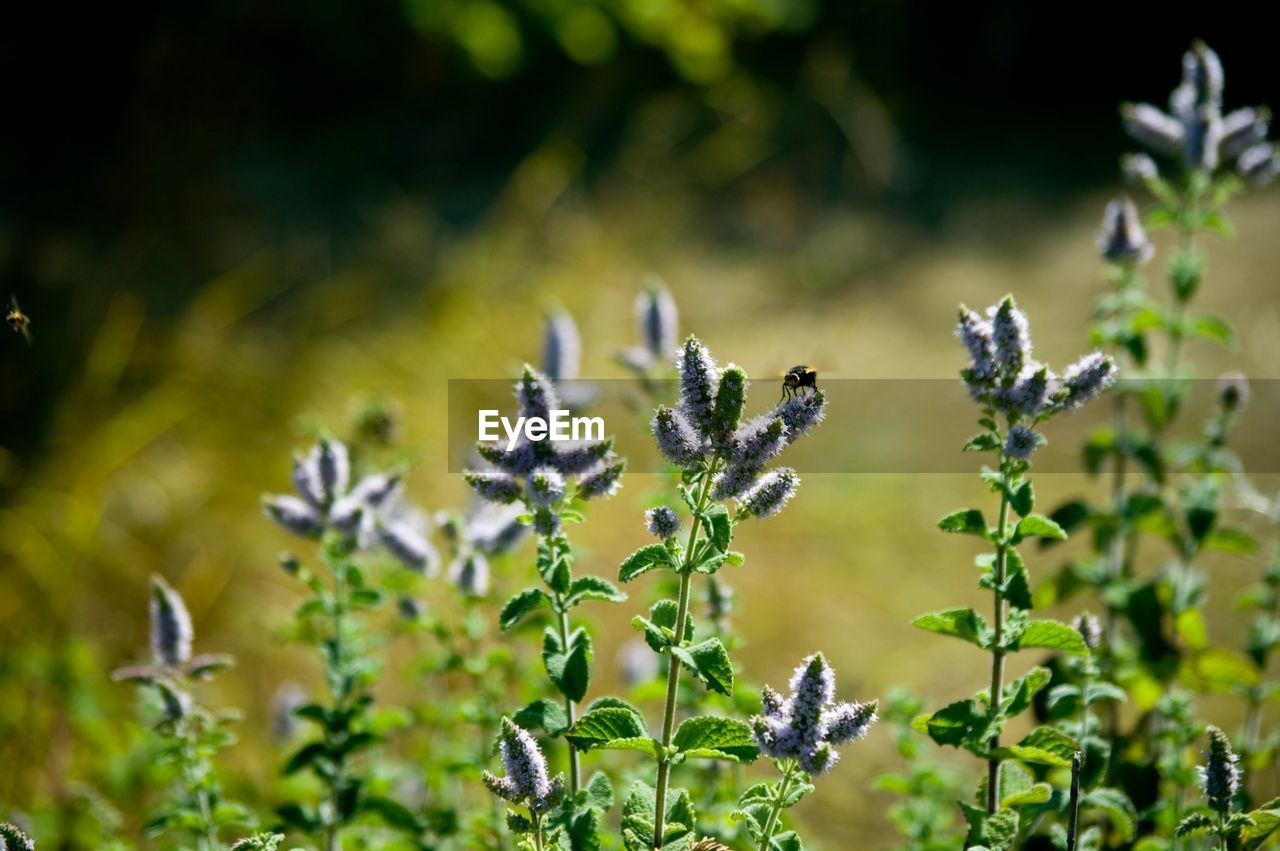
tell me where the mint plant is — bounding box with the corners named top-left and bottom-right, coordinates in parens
top-left (263, 437), bottom-right (432, 849)
top-left (550, 336), bottom-right (827, 851)
top-left (112, 576), bottom-right (249, 849)
top-left (742, 653), bottom-right (877, 850)
top-left (914, 295), bottom-right (1115, 846)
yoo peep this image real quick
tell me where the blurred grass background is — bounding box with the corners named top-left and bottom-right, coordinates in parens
top-left (2, 1), bottom-right (1280, 846)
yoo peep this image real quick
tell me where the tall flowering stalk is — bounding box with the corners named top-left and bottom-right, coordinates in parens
top-left (915, 296), bottom-right (1114, 845)
top-left (550, 336), bottom-right (826, 851)
top-left (263, 437), bottom-right (433, 850)
top-left (483, 719), bottom-right (567, 851)
top-left (467, 365), bottom-right (626, 843)
top-left (112, 576), bottom-right (246, 850)
top-left (1172, 726), bottom-right (1278, 849)
top-left (744, 654), bottom-right (877, 850)
top-left (0, 824), bottom-right (36, 851)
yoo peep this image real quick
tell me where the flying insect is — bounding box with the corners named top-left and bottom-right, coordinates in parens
top-left (7, 296), bottom-right (32, 344)
top-left (780, 365), bottom-right (818, 401)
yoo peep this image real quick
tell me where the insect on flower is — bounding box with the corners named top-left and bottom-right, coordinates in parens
top-left (780, 365), bottom-right (819, 402)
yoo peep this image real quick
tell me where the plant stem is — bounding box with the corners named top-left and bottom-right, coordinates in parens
top-left (987, 452), bottom-right (1012, 815)
top-left (1066, 752), bottom-right (1082, 851)
top-left (553, 583), bottom-right (581, 795)
top-left (758, 761), bottom-right (797, 851)
top-left (326, 551), bottom-right (349, 851)
top-left (653, 461), bottom-right (718, 848)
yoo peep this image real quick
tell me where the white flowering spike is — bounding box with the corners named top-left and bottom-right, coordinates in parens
top-left (263, 494), bottom-right (324, 538)
top-left (1219, 107), bottom-right (1270, 160)
top-left (644, 505), bottom-right (680, 539)
top-left (637, 279), bottom-right (678, 362)
top-left (378, 520), bottom-right (439, 575)
top-left (1, 822), bottom-right (36, 850)
top-left (1238, 142), bottom-right (1280, 185)
top-left (483, 719), bottom-right (564, 813)
top-left (576, 458), bottom-right (626, 501)
top-left (676, 336), bottom-right (721, 438)
top-left (751, 653), bottom-right (878, 777)
top-left (542, 308), bottom-right (581, 384)
top-left (1121, 153), bottom-right (1159, 184)
top-left (313, 438), bottom-right (350, 505)
top-left (731, 414), bottom-right (788, 467)
top-left (526, 467), bottom-right (566, 507)
top-left (739, 467), bottom-right (799, 519)
top-left (1199, 726), bottom-right (1241, 814)
top-left (1122, 103), bottom-right (1185, 156)
top-left (464, 471), bottom-right (524, 504)
top-left (551, 438), bottom-right (614, 474)
top-left (449, 552), bottom-right (490, 597)
top-left (652, 405), bottom-right (704, 468)
top-left (464, 501), bottom-right (527, 556)
top-left (712, 463), bottom-right (762, 501)
top-left (988, 296), bottom-right (1031, 379)
top-left (1098, 198), bottom-right (1154, 266)
top-left (516, 365), bottom-right (560, 423)
top-left (1003, 424), bottom-right (1039, 460)
top-left (1059, 351), bottom-right (1117, 411)
top-left (774, 391), bottom-right (826, 444)
top-left (150, 575), bottom-right (193, 667)
top-left (1072, 611), bottom-right (1103, 651)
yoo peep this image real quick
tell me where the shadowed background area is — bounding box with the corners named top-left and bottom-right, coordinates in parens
top-left (2, 1), bottom-right (1279, 847)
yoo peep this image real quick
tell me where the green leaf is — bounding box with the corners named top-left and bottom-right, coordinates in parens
top-left (1002, 667), bottom-right (1051, 717)
top-left (1084, 787), bottom-right (1137, 841)
top-left (672, 716), bottom-right (759, 762)
top-left (670, 638), bottom-right (734, 696)
top-left (1175, 813), bottom-right (1215, 838)
top-left (1014, 513), bottom-right (1067, 541)
top-left (565, 708), bottom-right (658, 757)
top-left (512, 699), bottom-right (570, 736)
top-left (938, 509), bottom-right (990, 538)
top-left (964, 432), bottom-right (1002, 452)
top-left (1244, 802), bottom-right (1280, 850)
top-left (619, 544), bottom-right (676, 582)
top-left (701, 504), bottom-right (733, 552)
top-left (565, 575), bottom-right (627, 607)
top-left (1010, 481), bottom-right (1034, 518)
top-left (582, 771), bottom-right (614, 813)
top-left (1188, 313), bottom-right (1235, 347)
top-left (1202, 528), bottom-right (1258, 556)
top-left (543, 627), bottom-right (592, 703)
top-left (283, 742), bottom-right (328, 775)
top-left (960, 801), bottom-right (1021, 851)
top-left (912, 699), bottom-right (998, 753)
top-left (912, 608), bottom-right (992, 649)
top-left (635, 600), bottom-right (694, 652)
top-left (363, 796), bottom-right (422, 832)
top-left (993, 726), bottom-right (1078, 767)
top-left (499, 588), bottom-right (547, 631)
top-left (1002, 783), bottom-right (1051, 808)
top-left (1015, 619), bottom-right (1089, 656)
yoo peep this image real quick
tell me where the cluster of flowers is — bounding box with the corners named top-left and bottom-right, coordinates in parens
top-left (1123, 41), bottom-right (1278, 183)
top-left (751, 653), bottom-right (878, 775)
top-left (465, 366), bottom-right (626, 536)
top-left (262, 437), bottom-right (437, 572)
top-left (109, 575), bottom-right (231, 719)
top-left (618, 280), bottom-right (679, 376)
top-left (482, 718), bottom-right (566, 815)
top-left (652, 336), bottom-right (826, 517)
top-left (957, 295), bottom-right (1116, 458)
top-left (1199, 725), bottom-right (1242, 815)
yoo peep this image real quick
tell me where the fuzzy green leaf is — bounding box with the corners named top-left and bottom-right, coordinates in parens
top-left (619, 544), bottom-right (676, 582)
top-left (565, 708), bottom-right (658, 757)
top-left (670, 638), bottom-right (734, 696)
top-left (938, 509), bottom-right (990, 538)
top-left (913, 608), bottom-right (992, 649)
top-left (993, 726), bottom-right (1079, 767)
top-left (701, 503), bottom-right (733, 552)
top-left (672, 716), bottom-right (759, 762)
top-left (565, 575), bottom-right (627, 607)
top-left (1013, 513), bottom-right (1067, 541)
top-left (1015, 619), bottom-right (1089, 656)
top-left (499, 588), bottom-right (547, 631)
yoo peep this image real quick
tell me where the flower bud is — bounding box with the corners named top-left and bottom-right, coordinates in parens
top-left (644, 506), bottom-right (680, 539)
top-left (542, 308), bottom-right (581, 384)
top-left (1097, 198), bottom-right (1154, 266)
top-left (677, 336), bottom-right (721, 437)
top-left (150, 575), bottom-right (193, 668)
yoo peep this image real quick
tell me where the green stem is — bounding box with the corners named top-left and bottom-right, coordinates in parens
top-left (326, 552), bottom-right (349, 851)
top-left (1066, 753), bottom-right (1082, 851)
top-left (653, 460), bottom-right (718, 848)
top-left (987, 452), bottom-right (1013, 815)
top-left (553, 576), bottom-right (581, 795)
top-left (179, 720), bottom-right (219, 851)
top-left (758, 761), bottom-right (797, 851)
